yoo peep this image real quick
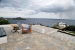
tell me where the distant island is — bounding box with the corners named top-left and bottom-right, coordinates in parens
top-left (6, 17), bottom-right (26, 20)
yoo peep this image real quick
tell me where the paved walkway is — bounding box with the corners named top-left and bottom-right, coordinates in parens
top-left (0, 31), bottom-right (71, 50)
top-left (0, 25), bottom-right (75, 50)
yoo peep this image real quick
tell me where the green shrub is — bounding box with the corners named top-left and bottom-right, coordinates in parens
top-left (0, 20), bottom-right (10, 25)
top-left (67, 25), bottom-right (75, 31)
top-left (63, 25), bottom-right (75, 31)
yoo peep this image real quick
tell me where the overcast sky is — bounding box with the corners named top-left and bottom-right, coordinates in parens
top-left (0, 0), bottom-right (75, 19)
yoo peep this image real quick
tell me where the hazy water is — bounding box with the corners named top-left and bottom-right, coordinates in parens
top-left (8, 18), bottom-right (75, 26)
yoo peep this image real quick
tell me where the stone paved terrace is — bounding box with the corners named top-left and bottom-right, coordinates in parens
top-left (0, 26), bottom-right (75, 50)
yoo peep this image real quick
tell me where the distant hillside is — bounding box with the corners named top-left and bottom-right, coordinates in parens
top-left (6, 17), bottom-right (26, 20)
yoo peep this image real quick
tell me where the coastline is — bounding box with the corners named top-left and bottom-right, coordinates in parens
top-left (8, 18), bottom-right (75, 26)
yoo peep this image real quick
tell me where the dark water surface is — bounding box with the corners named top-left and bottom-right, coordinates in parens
top-left (8, 18), bottom-right (75, 26)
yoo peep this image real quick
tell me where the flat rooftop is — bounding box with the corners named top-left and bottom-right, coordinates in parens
top-left (0, 25), bottom-right (75, 50)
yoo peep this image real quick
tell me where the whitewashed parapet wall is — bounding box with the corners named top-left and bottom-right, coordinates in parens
top-left (0, 36), bottom-right (7, 44)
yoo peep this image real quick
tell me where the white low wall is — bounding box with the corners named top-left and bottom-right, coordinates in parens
top-left (0, 25), bottom-right (12, 27)
top-left (0, 36), bottom-right (7, 44)
top-left (32, 25), bottom-right (45, 33)
top-left (0, 25), bottom-right (13, 33)
top-left (0, 24), bottom-right (46, 34)
top-left (22, 24), bottom-right (28, 28)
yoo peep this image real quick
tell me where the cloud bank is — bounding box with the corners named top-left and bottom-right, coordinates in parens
top-left (0, 0), bottom-right (75, 19)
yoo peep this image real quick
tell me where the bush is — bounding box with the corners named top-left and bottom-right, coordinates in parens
top-left (0, 20), bottom-right (10, 25)
top-left (66, 25), bottom-right (75, 31)
top-left (63, 25), bottom-right (75, 31)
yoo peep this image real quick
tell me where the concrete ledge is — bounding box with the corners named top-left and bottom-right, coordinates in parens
top-left (0, 25), bottom-right (12, 27)
top-left (10, 24), bottom-right (18, 27)
top-left (0, 36), bottom-right (7, 44)
top-left (32, 26), bottom-right (45, 33)
top-left (22, 24), bottom-right (28, 28)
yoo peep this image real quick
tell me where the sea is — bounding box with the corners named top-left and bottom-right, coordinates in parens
top-left (8, 18), bottom-right (75, 26)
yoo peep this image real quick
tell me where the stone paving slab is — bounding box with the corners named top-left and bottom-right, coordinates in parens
top-left (0, 26), bottom-right (75, 50)
top-left (0, 31), bottom-right (72, 50)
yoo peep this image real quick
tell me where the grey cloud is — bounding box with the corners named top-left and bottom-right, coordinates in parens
top-left (74, 0), bottom-right (75, 2)
top-left (0, 0), bottom-right (30, 8)
top-left (0, 0), bottom-right (75, 19)
top-left (40, 4), bottom-right (75, 13)
top-left (0, 0), bottom-right (75, 13)
top-left (0, 0), bottom-right (2, 2)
